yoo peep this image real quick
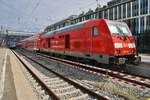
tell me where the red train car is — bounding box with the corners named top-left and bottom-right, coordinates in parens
top-left (39, 19), bottom-right (141, 65)
top-left (17, 32), bottom-right (42, 51)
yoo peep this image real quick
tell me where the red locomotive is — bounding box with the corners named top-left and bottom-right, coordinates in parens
top-left (17, 19), bottom-right (141, 65)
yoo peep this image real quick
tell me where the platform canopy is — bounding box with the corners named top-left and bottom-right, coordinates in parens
top-left (7, 30), bottom-right (35, 36)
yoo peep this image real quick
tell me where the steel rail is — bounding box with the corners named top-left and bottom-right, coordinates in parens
top-left (34, 51), bottom-right (150, 89)
top-left (13, 50), bottom-right (109, 100)
top-left (11, 50), bottom-right (60, 100)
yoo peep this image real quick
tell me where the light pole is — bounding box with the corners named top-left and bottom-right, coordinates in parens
top-left (96, 0), bottom-right (101, 8)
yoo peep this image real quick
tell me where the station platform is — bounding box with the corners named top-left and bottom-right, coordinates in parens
top-left (140, 54), bottom-right (150, 64)
top-left (0, 48), bottom-right (37, 100)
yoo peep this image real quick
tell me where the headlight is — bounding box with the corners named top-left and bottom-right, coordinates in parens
top-left (114, 43), bottom-right (123, 48)
top-left (128, 43), bottom-right (133, 48)
top-left (128, 43), bottom-right (135, 48)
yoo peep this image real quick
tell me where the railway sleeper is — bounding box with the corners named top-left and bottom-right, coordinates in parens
top-left (44, 80), bottom-right (65, 85)
top-left (52, 86), bottom-right (75, 94)
top-left (43, 77), bottom-right (60, 81)
top-left (48, 82), bottom-right (69, 89)
top-left (66, 94), bottom-right (89, 100)
top-left (57, 89), bottom-right (85, 99)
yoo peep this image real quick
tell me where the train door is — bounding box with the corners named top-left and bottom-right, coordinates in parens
top-left (91, 26), bottom-right (99, 53)
top-left (40, 39), bottom-right (44, 49)
top-left (84, 27), bottom-right (92, 55)
top-left (37, 34), bottom-right (42, 49)
top-left (47, 38), bottom-right (51, 48)
top-left (65, 34), bottom-right (70, 49)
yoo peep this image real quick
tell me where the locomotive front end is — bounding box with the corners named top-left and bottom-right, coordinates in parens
top-left (107, 21), bottom-right (141, 65)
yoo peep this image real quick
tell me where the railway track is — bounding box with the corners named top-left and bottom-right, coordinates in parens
top-left (35, 52), bottom-right (150, 89)
top-left (16, 49), bottom-right (150, 99)
top-left (12, 50), bottom-right (110, 100)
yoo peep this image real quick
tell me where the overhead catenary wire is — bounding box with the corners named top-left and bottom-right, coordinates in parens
top-left (28, 0), bottom-right (41, 19)
top-left (21, 0), bottom-right (42, 31)
top-left (71, 0), bottom-right (100, 16)
top-left (0, 0), bottom-right (106, 32)
top-left (0, 0), bottom-right (42, 32)
top-left (0, 0), bottom-right (37, 31)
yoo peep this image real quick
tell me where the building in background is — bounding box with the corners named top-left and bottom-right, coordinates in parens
top-left (44, 15), bottom-right (78, 32)
top-left (44, 0), bottom-right (150, 45)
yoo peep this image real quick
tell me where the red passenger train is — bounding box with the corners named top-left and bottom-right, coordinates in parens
top-left (17, 19), bottom-right (141, 65)
top-left (17, 32), bottom-right (42, 51)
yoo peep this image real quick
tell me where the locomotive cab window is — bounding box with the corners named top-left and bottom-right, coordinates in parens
top-left (92, 26), bottom-right (99, 36)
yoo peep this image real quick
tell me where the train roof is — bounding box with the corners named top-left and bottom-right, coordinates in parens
top-left (19, 33), bottom-right (41, 42)
top-left (20, 36), bottom-right (35, 42)
top-left (43, 19), bottom-right (129, 38)
top-left (43, 19), bottom-right (94, 37)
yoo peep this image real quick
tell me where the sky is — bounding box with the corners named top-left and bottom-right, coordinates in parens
top-left (0, 0), bottom-right (111, 32)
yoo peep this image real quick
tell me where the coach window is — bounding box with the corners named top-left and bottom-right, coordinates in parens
top-left (92, 26), bottom-right (99, 36)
